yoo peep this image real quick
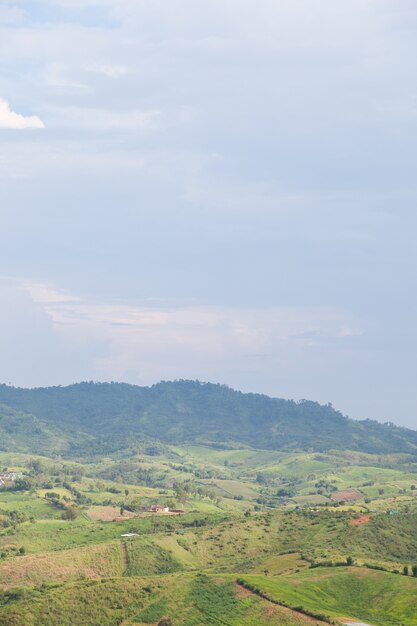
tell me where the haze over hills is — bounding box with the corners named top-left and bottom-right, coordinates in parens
top-left (0, 380), bottom-right (416, 457)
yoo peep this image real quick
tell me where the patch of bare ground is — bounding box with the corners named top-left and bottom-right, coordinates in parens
top-left (331, 489), bottom-right (363, 503)
top-left (234, 582), bottom-right (253, 598)
top-left (86, 506), bottom-right (137, 521)
top-left (262, 604), bottom-right (324, 623)
top-left (350, 515), bottom-right (371, 526)
top-left (87, 507), bottom-right (186, 522)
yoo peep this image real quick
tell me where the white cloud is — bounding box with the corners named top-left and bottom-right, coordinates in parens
top-left (0, 278), bottom-right (107, 387)
top-left (0, 97), bottom-right (45, 129)
top-left (0, 0), bottom-right (416, 426)
top-left (23, 279), bottom-right (364, 393)
top-left (22, 280), bottom-right (81, 305)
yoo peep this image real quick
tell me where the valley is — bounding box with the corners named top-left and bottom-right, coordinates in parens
top-left (0, 382), bottom-right (416, 624)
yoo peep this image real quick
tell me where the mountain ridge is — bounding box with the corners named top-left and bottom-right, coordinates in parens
top-left (0, 380), bottom-right (416, 456)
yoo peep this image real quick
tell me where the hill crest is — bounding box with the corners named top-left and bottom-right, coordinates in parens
top-left (0, 380), bottom-right (415, 456)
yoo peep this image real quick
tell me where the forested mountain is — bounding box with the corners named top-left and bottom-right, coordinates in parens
top-left (0, 403), bottom-right (69, 455)
top-left (0, 380), bottom-right (416, 456)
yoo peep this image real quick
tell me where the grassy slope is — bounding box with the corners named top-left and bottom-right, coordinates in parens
top-left (0, 511), bottom-right (226, 554)
top-left (0, 541), bottom-right (124, 587)
top-left (241, 567), bottom-right (417, 625)
top-left (0, 574), bottom-right (328, 626)
top-left (124, 537), bottom-right (184, 576)
top-left (1, 507), bottom-right (417, 582)
top-left (0, 447), bottom-right (417, 624)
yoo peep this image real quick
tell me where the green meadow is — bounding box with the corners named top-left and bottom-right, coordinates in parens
top-left (241, 567), bottom-right (417, 625)
top-left (0, 445), bottom-right (416, 624)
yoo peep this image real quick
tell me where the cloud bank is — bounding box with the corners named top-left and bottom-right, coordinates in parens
top-left (1, 1), bottom-right (417, 427)
top-left (0, 98), bottom-right (45, 130)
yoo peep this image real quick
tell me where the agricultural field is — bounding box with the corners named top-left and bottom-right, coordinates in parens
top-left (0, 446), bottom-right (416, 624)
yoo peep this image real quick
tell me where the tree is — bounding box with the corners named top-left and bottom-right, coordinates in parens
top-left (346, 556), bottom-right (354, 566)
top-left (124, 489), bottom-right (129, 497)
top-left (45, 492), bottom-right (60, 502)
top-left (403, 566), bottom-right (409, 576)
top-left (27, 459), bottom-right (44, 474)
top-left (12, 478), bottom-right (33, 492)
top-left (256, 472), bottom-right (268, 485)
top-left (412, 565), bottom-right (417, 577)
top-left (130, 497), bottom-right (141, 512)
top-left (61, 506), bottom-right (80, 521)
top-left (174, 484), bottom-right (187, 506)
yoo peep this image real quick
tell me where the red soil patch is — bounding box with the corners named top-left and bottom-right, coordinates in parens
top-left (350, 515), bottom-right (371, 526)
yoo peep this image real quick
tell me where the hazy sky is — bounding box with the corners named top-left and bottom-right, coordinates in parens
top-left (1, 0), bottom-right (417, 427)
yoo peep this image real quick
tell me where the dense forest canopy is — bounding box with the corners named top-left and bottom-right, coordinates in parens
top-left (0, 380), bottom-right (416, 457)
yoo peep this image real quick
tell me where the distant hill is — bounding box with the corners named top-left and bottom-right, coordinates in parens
top-left (0, 403), bottom-right (69, 455)
top-left (0, 380), bottom-right (416, 457)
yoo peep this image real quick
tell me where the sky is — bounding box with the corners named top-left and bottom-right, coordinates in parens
top-left (1, 0), bottom-right (417, 428)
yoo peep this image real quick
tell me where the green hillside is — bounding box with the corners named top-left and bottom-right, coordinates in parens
top-left (240, 567), bottom-right (417, 625)
top-left (0, 403), bottom-right (69, 455)
top-left (0, 381), bottom-right (416, 623)
top-left (0, 573), bottom-right (329, 626)
top-left (0, 442), bottom-right (415, 625)
top-left (0, 380), bottom-right (416, 455)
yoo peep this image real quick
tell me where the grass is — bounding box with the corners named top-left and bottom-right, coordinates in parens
top-left (0, 541), bottom-right (124, 587)
top-left (342, 511), bottom-right (417, 567)
top-left (0, 511), bottom-right (227, 555)
top-left (0, 492), bottom-right (58, 519)
top-left (248, 552), bottom-right (308, 576)
top-left (0, 573), bottom-right (330, 626)
top-left (2, 504), bottom-right (415, 589)
top-left (0, 446), bottom-right (417, 623)
top-left (241, 567), bottom-right (417, 625)
top-left (123, 537), bottom-right (184, 576)
top-left (198, 479), bottom-right (259, 499)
